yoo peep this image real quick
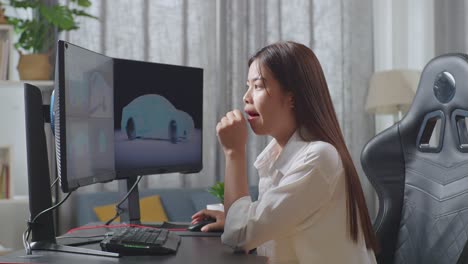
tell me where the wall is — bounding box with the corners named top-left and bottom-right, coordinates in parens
top-left (0, 81), bottom-right (54, 197)
top-left (0, 83), bottom-right (27, 197)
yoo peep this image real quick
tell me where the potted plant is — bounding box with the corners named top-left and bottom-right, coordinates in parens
top-left (207, 181), bottom-right (224, 212)
top-left (1, 0), bottom-right (96, 80)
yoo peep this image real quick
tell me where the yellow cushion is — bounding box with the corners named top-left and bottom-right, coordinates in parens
top-left (93, 195), bottom-right (168, 223)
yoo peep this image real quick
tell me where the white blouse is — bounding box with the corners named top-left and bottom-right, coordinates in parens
top-left (221, 132), bottom-right (377, 264)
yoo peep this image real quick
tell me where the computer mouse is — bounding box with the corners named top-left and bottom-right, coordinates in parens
top-left (187, 218), bottom-right (216, 232)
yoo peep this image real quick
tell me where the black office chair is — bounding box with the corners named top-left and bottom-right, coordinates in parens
top-left (361, 53), bottom-right (468, 264)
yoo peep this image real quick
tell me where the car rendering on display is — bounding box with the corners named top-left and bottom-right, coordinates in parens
top-left (121, 94), bottom-right (194, 143)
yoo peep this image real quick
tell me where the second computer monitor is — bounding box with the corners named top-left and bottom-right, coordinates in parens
top-left (113, 59), bottom-right (203, 178)
top-left (55, 40), bottom-right (203, 193)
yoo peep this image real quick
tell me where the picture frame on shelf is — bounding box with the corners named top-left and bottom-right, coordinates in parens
top-left (0, 145), bottom-right (10, 199)
top-left (0, 24), bottom-right (12, 80)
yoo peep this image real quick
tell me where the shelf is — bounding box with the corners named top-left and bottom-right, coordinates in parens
top-left (0, 197), bottom-right (29, 250)
top-left (0, 80), bottom-right (54, 90)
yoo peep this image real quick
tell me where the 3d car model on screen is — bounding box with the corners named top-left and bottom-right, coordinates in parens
top-left (121, 94), bottom-right (194, 143)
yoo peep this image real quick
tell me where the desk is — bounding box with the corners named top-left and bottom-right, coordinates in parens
top-left (0, 236), bottom-right (267, 264)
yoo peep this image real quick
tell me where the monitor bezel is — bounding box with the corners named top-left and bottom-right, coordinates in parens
top-left (56, 40), bottom-right (117, 192)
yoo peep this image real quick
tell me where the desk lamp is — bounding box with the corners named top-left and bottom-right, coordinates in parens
top-left (366, 69), bottom-right (420, 122)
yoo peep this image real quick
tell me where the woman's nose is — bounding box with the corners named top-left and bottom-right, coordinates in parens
top-left (243, 89), bottom-right (251, 104)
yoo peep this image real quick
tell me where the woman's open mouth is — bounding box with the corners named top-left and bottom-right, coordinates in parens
top-left (245, 110), bottom-right (260, 120)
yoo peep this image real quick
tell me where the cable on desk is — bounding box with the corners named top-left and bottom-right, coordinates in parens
top-left (22, 190), bottom-right (74, 255)
top-left (104, 175), bottom-right (143, 225)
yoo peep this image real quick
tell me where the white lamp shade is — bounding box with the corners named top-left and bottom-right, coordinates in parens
top-left (366, 70), bottom-right (421, 114)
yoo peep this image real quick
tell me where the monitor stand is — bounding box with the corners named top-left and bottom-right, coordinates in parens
top-left (24, 83), bottom-right (119, 258)
top-left (118, 177), bottom-right (142, 224)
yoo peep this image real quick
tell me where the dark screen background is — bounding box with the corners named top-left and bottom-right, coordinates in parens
top-left (113, 59), bottom-right (203, 129)
top-left (113, 58), bottom-right (203, 174)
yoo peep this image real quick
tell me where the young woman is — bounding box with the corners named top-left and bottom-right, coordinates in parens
top-left (192, 41), bottom-right (378, 263)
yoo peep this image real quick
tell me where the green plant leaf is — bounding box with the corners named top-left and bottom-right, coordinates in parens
top-left (7, 0), bottom-right (38, 9)
top-left (71, 0), bottom-right (92, 8)
top-left (14, 18), bottom-right (48, 53)
top-left (5, 17), bottom-right (21, 30)
top-left (40, 5), bottom-right (75, 30)
top-left (70, 9), bottom-right (97, 19)
top-left (3, 0), bottom-right (97, 53)
top-left (207, 182), bottom-right (224, 204)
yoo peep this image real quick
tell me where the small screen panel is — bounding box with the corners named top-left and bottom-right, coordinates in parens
top-left (113, 59), bottom-right (203, 177)
top-left (62, 41), bottom-right (116, 189)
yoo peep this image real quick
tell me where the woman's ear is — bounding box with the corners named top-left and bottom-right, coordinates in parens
top-left (288, 93), bottom-right (295, 109)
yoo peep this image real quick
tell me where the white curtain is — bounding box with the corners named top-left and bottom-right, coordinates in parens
top-left (433, 0), bottom-right (468, 55)
top-left (59, 0), bottom-right (376, 223)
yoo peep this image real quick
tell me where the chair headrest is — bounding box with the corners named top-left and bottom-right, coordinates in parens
top-left (408, 54), bottom-right (468, 115)
top-left (400, 53), bottom-right (468, 167)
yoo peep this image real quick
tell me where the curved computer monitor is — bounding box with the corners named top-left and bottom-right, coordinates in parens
top-left (54, 41), bottom-right (116, 193)
top-left (54, 40), bottom-right (203, 193)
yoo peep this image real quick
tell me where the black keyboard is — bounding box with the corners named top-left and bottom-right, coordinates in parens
top-left (100, 227), bottom-right (181, 255)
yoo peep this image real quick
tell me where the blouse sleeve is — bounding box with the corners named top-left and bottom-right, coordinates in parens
top-left (221, 143), bottom-right (342, 251)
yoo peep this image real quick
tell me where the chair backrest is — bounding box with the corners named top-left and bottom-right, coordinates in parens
top-left (361, 54), bottom-right (468, 264)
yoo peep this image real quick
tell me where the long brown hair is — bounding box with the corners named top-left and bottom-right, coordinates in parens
top-left (248, 41), bottom-right (378, 252)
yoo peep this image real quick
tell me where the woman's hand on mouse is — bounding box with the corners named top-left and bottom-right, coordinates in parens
top-left (191, 209), bottom-right (225, 232)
